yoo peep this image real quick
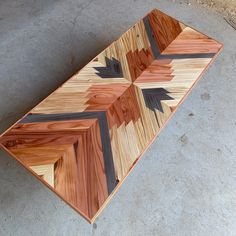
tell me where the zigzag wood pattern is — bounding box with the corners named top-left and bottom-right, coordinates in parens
top-left (0, 8), bottom-right (222, 222)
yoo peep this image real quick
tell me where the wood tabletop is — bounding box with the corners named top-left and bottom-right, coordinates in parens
top-left (0, 8), bottom-right (222, 223)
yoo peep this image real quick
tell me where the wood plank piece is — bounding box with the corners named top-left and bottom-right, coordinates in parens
top-left (0, 8), bottom-right (222, 223)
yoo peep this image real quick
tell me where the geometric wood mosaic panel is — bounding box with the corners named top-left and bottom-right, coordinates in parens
top-left (0, 9), bottom-right (222, 223)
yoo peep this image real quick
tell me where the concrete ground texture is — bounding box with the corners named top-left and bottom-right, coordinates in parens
top-left (0, 0), bottom-right (235, 235)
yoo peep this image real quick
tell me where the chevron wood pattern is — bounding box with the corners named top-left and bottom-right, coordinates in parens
top-left (0, 9), bottom-right (222, 223)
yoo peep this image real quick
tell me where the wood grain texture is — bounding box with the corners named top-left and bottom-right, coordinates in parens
top-left (148, 9), bottom-right (182, 52)
top-left (162, 27), bottom-right (222, 55)
top-left (0, 8), bottom-right (222, 223)
top-left (0, 119), bottom-right (108, 218)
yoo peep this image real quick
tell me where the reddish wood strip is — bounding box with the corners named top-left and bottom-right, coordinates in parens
top-left (135, 59), bottom-right (174, 83)
top-left (148, 9), bottom-right (182, 52)
top-left (162, 27), bottom-right (222, 54)
top-left (0, 8), bottom-right (222, 223)
top-left (126, 48), bottom-right (154, 81)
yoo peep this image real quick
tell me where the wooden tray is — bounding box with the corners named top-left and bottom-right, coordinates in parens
top-left (0, 9), bottom-right (222, 223)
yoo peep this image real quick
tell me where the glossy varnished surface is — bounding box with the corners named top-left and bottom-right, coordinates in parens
top-left (0, 9), bottom-right (222, 222)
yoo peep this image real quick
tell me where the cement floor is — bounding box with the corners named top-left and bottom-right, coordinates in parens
top-left (0, 0), bottom-right (235, 235)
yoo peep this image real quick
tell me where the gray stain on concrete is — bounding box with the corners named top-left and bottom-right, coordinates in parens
top-left (201, 92), bottom-right (211, 101)
top-left (179, 134), bottom-right (189, 146)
